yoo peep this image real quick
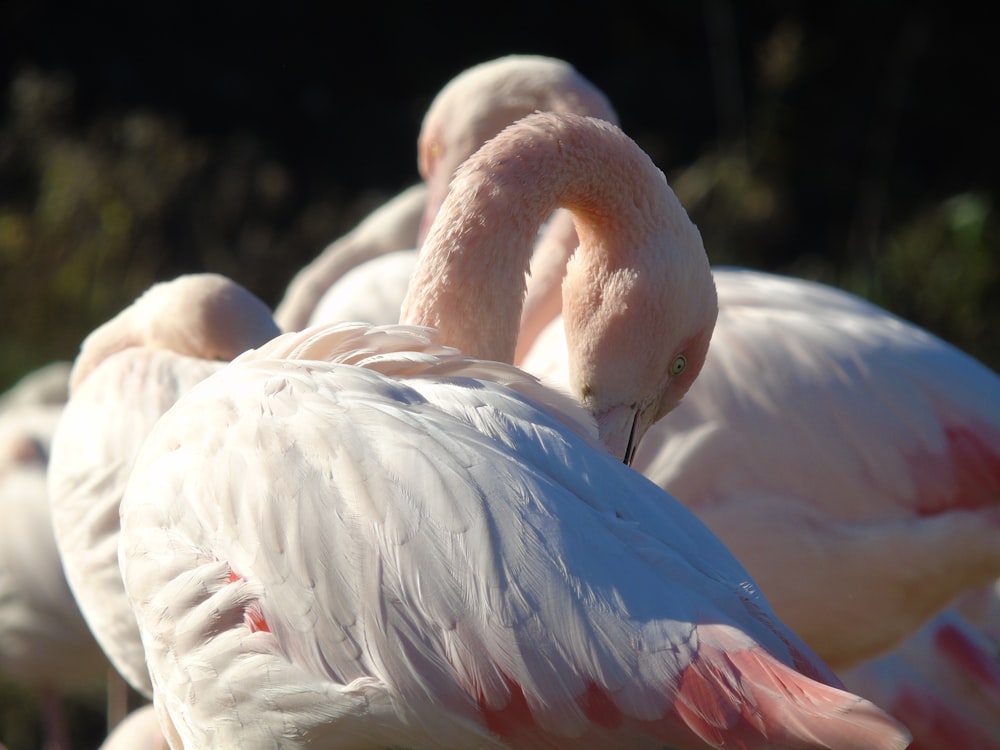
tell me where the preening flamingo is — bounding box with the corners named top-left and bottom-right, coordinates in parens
top-left (520, 265), bottom-right (1000, 669)
top-left (0, 368), bottom-right (108, 750)
top-left (276, 54), bottom-right (615, 331)
top-left (118, 113), bottom-right (909, 749)
top-left (47, 273), bottom-right (281, 699)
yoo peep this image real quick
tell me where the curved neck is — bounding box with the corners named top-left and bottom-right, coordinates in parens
top-left (399, 113), bottom-right (680, 365)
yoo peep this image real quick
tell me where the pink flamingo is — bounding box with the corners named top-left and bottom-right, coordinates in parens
top-left (519, 265), bottom-right (1000, 668)
top-left (47, 273), bottom-right (281, 703)
top-left (118, 113), bottom-right (909, 749)
top-left (0, 369), bottom-right (108, 750)
top-left (275, 54), bottom-right (616, 332)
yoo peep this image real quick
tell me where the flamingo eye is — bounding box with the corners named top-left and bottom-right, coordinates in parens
top-left (670, 354), bottom-right (687, 376)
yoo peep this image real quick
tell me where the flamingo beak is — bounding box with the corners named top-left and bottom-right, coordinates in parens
top-left (594, 404), bottom-right (643, 466)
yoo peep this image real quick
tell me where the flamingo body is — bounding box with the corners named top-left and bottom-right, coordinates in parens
top-left (48, 273), bottom-right (281, 697)
top-left (120, 112), bottom-right (907, 749)
top-left (0, 403), bottom-right (107, 689)
top-left (522, 266), bottom-right (1000, 666)
top-left (120, 323), bottom-right (909, 750)
top-left (49, 350), bottom-right (223, 696)
top-left (98, 705), bottom-right (169, 750)
top-left (0, 372), bottom-right (108, 750)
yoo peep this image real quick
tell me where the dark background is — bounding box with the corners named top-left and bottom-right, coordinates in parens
top-left (1, 1), bottom-right (998, 746)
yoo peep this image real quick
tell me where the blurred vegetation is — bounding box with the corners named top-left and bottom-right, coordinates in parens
top-left (1, 1), bottom-right (998, 747)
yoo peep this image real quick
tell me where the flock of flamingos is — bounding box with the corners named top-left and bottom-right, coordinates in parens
top-left (1, 53), bottom-right (999, 750)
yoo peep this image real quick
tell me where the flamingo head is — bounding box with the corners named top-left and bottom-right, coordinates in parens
top-left (69, 274), bottom-right (281, 393)
top-left (562, 220), bottom-right (718, 465)
top-left (416, 55), bottom-right (618, 246)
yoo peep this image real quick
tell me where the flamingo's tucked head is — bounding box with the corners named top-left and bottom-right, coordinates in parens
top-left (561, 172), bottom-right (718, 465)
top-left (417, 54), bottom-right (618, 246)
top-left (69, 274), bottom-right (281, 393)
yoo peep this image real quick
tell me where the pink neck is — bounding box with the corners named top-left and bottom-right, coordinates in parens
top-left (399, 113), bottom-right (675, 366)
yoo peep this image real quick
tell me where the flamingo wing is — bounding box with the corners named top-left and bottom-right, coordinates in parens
top-left (120, 343), bottom-right (909, 749)
top-left (48, 347), bottom-right (224, 697)
top-left (626, 268), bottom-right (1000, 666)
top-left (637, 267), bottom-right (1000, 521)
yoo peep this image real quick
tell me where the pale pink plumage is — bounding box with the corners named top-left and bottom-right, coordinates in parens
top-left (0, 365), bottom-right (108, 750)
top-left (840, 607), bottom-right (1000, 748)
top-left (520, 265), bottom-right (1000, 670)
top-left (274, 55), bottom-right (613, 333)
top-left (118, 113), bottom-right (909, 749)
top-left (47, 273), bottom-right (281, 699)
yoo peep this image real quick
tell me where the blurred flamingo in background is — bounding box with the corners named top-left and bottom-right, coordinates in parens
top-left (520, 266), bottom-right (1000, 669)
top-left (0, 365), bottom-right (108, 750)
top-left (839, 605), bottom-right (1000, 748)
top-left (47, 273), bottom-right (281, 705)
top-left (117, 113), bottom-right (909, 748)
top-left (273, 182), bottom-right (427, 331)
top-left (275, 54), bottom-right (616, 332)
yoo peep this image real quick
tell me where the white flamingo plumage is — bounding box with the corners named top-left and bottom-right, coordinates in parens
top-left (308, 248), bottom-right (420, 327)
top-left (118, 112), bottom-right (909, 749)
top-left (0, 365), bottom-right (108, 750)
top-left (47, 273), bottom-right (282, 699)
top-left (840, 606), bottom-right (1000, 748)
top-left (520, 265), bottom-right (1000, 669)
top-left (274, 182), bottom-right (427, 332)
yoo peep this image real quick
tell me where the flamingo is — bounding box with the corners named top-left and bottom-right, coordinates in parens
top-left (519, 265), bottom-right (1000, 669)
top-left (47, 273), bottom-right (282, 702)
top-left (118, 112), bottom-right (909, 749)
top-left (0, 360), bottom-right (71, 410)
top-left (275, 54), bottom-right (616, 331)
top-left (0, 370), bottom-right (108, 750)
top-left (839, 607), bottom-right (1000, 748)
